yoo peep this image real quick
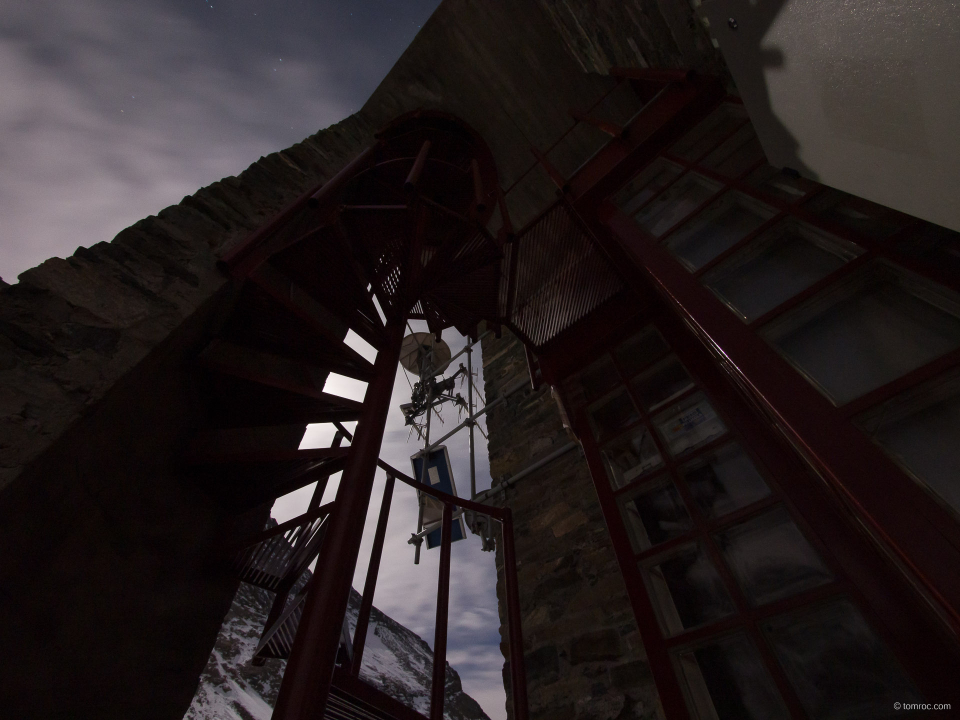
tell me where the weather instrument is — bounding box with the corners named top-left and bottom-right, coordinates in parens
top-left (398, 332), bottom-right (467, 437)
top-left (410, 446), bottom-right (467, 550)
top-left (399, 329), bottom-right (492, 562)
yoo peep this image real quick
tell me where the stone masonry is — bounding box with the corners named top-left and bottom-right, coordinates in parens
top-left (482, 328), bottom-right (660, 720)
top-left (0, 1), bottom-right (719, 716)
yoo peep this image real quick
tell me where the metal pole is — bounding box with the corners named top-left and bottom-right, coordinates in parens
top-left (351, 473), bottom-right (396, 676)
top-left (272, 320), bottom-right (405, 720)
top-left (467, 337), bottom-right (477, 499)
top-left (430, 502), bottom-right (453, 720)
top-left (501, 509), bottom-right (529, 720)
top-left (473, 442), bottom-right (580, 505)
top-left (404, 140), bottom-right (432, 193)
top-left (421, 375), bottom-right (528, 456)
top-left (414, 404), bottom-right (432, 565)
top-left (307, 431), bottom-right (343, 511)
top-left (429, 330), bottom-right (490, 375)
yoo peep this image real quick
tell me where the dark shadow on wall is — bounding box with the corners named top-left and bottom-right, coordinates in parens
top-left (705, 0), bottom-right (819, 180)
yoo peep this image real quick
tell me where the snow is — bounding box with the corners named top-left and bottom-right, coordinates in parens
top-left (185, 582), bottom-right (490, 720)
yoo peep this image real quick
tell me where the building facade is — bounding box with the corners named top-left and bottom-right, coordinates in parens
top-left (2, 1), bottom-right (959, 719)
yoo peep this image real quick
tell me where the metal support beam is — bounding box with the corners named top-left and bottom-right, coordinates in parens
top-left (223, 143), bottom-right (380, 278)
top-left (351, 473), bottom-right (395, 676)
top-left (429, 503), bottom-right (453, 720)
top-left (530, 146), bottom-right (568, 193)
top-left (404, 140), bottom-right (432, 193)
top-left (419, 376), bottom-right (527, 455)
top-left (273, 320), bottom-right (405, 720)
top-left (609, 67), bottom-right (695, 83)
top-left (473, 441), bottom-right (579, 506)
top-left (600, 202), bottom-right (960, 635)
top-left (570, 109), bottom-right (626, 139)
top-left (573, 410), bottom-right (692, 718)
top-left (500, 509), bottom-right (529, 720)
top-left (471, 159), bottom-right (487, 213)
top-left (308, 431), bottom-right (344, 511)
top-left (467, 337), bottom-right (477, 499)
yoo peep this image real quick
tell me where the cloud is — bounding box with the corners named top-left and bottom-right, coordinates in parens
top-left (0, 0), bottom-right (437, 282)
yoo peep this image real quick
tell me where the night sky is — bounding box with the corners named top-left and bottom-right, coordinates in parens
top-left (2, 2), bottom-right (508, 717)
top-left (0, 0), bottom-right (440, 282)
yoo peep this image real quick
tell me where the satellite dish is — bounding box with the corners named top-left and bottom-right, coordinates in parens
top-left (399, 332), bottom-right (451, 377)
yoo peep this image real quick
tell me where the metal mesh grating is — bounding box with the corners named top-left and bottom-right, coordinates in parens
top-left (505, 202), bottom-right (623, 347)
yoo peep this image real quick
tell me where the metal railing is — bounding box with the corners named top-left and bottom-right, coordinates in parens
top-left (234, 502), bottom-right (335, 592)
top-left (338, 459), bottom-right (530, 720)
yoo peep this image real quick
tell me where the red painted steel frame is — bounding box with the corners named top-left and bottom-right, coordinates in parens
top-left (351, 473), bottom-right (396, 677)
top-left (573, 412), bottom-right (692, 720)
top-left (378, 459), bottom-right (530, 720)
top-left (601, 204), bottom-right (960, 635)
top-left (377, 459), bottom-right (507, 519)
top-left (527, 68), bottom-right (960, 715)
top-left (273, 320), bottom-right (405, 720)
top-left (332, 666), bottom-right (430, 720)
top-left (222, 143), bottom-right (381, 278)
top-left (430, 503), bottom-right (453, 720)
top-left (651, 302), bottom-right (960, 697)
top-left (565, 67), bottom-right (960, 628)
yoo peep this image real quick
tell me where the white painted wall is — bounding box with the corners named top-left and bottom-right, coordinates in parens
top-left (702, 0), bottom-right (960, 232)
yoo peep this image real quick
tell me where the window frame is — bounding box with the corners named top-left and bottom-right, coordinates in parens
top-left (546, 78), bottom-right (960, 718)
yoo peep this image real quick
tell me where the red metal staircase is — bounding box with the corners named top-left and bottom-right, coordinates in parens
top-left (180, 111), bottom-right (527, 720)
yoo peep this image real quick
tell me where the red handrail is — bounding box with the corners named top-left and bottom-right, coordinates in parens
top-left (350, 474), bottom-right (395, 676)
top-left (376, 459), bottom-right (507, 519)
top-left (370, 458), bottom-right (528, 720)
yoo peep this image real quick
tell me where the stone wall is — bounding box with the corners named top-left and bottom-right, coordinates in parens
top-left (0, 0), bottom-right (709, 494)
top-left (533, 0), bottom-right (718, 74)
top-left (0, 113), bottom-right (377, 718)
top-left (0, 113), bottom-right (374, 492)
top-left (482, 329), bottom-right (660, 720)
top-left (0, 0), bottom-right (711, 716)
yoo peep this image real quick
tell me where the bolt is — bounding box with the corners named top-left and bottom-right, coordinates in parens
top-left (728, 17), bottom-right (738, 30)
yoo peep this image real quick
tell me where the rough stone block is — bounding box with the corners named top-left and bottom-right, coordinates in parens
top-left (610, 660), bottom-right (653, 691)
top-left (525, 644), bottom-right (560, 685)
top-left (532, 703), bottom-right (575, 720)
top-left (570, 628), bottom-right (622, 665)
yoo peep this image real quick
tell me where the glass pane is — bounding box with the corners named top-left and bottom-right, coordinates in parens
top-left (683, 443), bottom-right (771, 519)
top-left (602, 426), bottom-right (663, 489)
top-left (675, 633), bottom-right (789, 720)
top-left (701, 125), bottom-right (767, 179)
top-left (589, 389), bottom-right (640, 440)
top-left (762, 600), bottom-right (923, 719)
top-left (857, 372), bottom-right (960, 517)
top-left (716, 507), bottom-right (833, 606)
top-left (892, 221), bottom-right (960, 280)
top-left (613, 158), bottom-right (683, 216)
top-left (670, 103), bottom-right (748, 162)
top-left (664, 192), bottom-right (777, 272)
top-left (576, 355), bottom-right (620, 404)
top-left (805, 188), bottom-right (911, 241)
top-left (702, 220), bottom-right (862, 322)
top-left (615, 326), bottom-right (669, 378)
top-left (634, 173), bottom-right (722, 238)
top-left (745, 164), bottom-right (818, 204)
top-left (633, 357), bottom-right (695, 411)
top-left (654, 392), bottom-right (727, 457)
top-left (763, 263), bottom-right (960, 405)
top-left (622, 479), bottom-right (693, 551)
top-left (645, 543), bottom-right (736, 636)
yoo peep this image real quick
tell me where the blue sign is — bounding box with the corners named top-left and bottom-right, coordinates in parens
top-left (411, 445), bottom-right (466, 549)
